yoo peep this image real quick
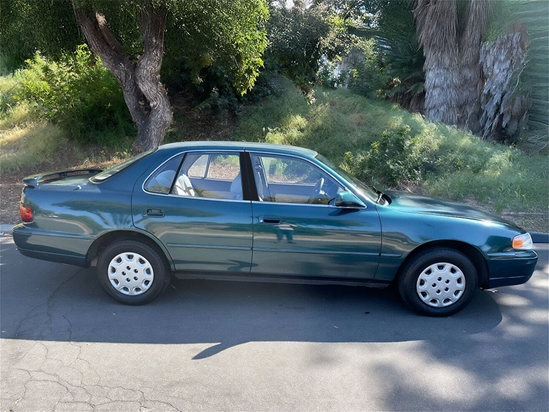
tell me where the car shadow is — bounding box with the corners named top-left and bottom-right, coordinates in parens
top-left (1, 237), bottom-right (504, 359)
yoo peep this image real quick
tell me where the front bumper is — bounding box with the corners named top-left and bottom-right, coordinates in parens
top-left (485, 250), bottom-right (538, 288)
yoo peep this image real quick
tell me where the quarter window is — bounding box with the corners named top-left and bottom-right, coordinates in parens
top-left (144, 156), bottom-right (182, 194)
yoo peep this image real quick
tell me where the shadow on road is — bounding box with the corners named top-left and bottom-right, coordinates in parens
top-left (1, 236), bottom-right (507, 359)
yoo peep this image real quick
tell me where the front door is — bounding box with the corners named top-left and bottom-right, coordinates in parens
top-left (249, 153), bottom-right (381, 279)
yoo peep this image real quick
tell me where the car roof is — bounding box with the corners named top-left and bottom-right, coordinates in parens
top-left (159, 141), bottom-right (318, 158)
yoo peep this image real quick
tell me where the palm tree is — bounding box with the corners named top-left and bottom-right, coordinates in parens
top-left (414, 0), bottom-right (492, 131)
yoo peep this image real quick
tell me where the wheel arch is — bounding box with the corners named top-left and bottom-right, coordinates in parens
top-left (86, 230), bottom-right (175, 271)
top-left (396, 240), bottom-right (489, 288)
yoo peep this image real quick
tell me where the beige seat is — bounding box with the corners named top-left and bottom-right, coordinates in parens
top-left (174, 174), bottom-right (196, 197)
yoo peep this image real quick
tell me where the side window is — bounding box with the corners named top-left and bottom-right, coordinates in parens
top-left (251, 154), bottom-right (341, 204)
top-left (144, 156), bottom-right (182, 194)
top-left (175, 152), bottom-right (242, 200)
top-left (187, 155), bottom-right (208, 178)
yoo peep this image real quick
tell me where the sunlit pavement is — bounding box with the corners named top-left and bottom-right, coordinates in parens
top-left (1, 235), bottom-right (547, 411)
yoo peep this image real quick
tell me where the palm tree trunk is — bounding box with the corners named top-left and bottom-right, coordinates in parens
top-left (414, 0), bottom-right (460, 125)
top-left (457, 0), bottom-right (492, 133)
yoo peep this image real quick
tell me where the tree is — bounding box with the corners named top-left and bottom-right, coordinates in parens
top-left (72, 0), bottom-right (268, 153)
top-left (374, 0), bottom-right (425, 112)
top-left (414, 0), bottom-right (493, 131)
top-left (1, 0), bottom-right (268, 152)
top-left (0, 0), bottom-right (80, 72)
top-left (266, 2), bottom-right (331, 89)
top-left (72, 1), bottom-right (172, 153)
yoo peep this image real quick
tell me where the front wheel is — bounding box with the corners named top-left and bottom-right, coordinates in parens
top-left (97, 240), bottom-right (170, 305)
top-left (398, 249), bottom-right (478, 316)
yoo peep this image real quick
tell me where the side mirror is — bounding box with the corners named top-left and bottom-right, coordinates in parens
top-left (335, 191), bottom-right (366, 208)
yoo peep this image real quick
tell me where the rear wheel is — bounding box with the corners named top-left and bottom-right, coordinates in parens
top-left (97, 240), bottom-right (170, 305)
top-left (398, 248), bottom-right (478, 316)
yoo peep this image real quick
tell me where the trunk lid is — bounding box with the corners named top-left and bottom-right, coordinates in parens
top-left (23, 169), bottom-right (102, 189)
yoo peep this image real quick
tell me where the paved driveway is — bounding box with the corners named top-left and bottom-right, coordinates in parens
top-left (1, 235), bottom-right (547, 411)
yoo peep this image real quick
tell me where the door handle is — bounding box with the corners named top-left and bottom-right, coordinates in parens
top-left (146, 208), bottom-right (164, 217)
top-left (261, 216), bottom-right (281, 224)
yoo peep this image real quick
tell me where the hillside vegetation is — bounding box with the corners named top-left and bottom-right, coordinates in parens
top-left (232, 78), bottom-right (548, 217)
top-left (1, 76), bottom-right (548, 231)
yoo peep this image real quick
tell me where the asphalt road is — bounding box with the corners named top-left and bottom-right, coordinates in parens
top-left (1, 235), bottom-right (547, 411)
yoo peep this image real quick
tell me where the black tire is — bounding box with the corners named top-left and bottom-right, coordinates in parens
top-left (398, 248), bottom-right (478, 317)
top-left (97, 240), bottom-right (171, 305)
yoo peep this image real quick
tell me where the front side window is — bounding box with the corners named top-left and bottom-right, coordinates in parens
top-left (251, 154), bottom-right (341, 204)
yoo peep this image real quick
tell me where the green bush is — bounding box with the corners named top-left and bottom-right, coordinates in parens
top-left (343, 125), bottom-right (432, 187)
top-left (0, 75), bottom-right (18, 117)
top-left (13, 45), bottom-right (134, 145)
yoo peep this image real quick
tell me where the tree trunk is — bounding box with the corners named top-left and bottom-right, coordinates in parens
top-left (479, 26), bottom-right (529, 143)
top-left (457, 0), bottom-right (492, 134)
top-left (414, 0), bottom-right (460, 125)
top-left (415, 0), bottom-right (492, 131)
top-left (72, 2), bottom-right (172, 153)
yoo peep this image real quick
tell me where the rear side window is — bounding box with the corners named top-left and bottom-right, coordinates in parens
top-left (144, 156), bottom-right (182, 194)
top-left (179, 152), bottom-right (242, 199)
top-left (187, 154), bottom-right (240, 181)
top-left (144, 151), bottom-right (243, 200)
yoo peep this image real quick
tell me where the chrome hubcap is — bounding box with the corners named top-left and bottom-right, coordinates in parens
top-left (416, 262), bottom-right (465, 307)
top-left (108, 252), bottom-right (154, 296)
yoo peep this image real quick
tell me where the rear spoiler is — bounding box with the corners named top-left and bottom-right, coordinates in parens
top-left (23, 168), bottom-right (103, 188)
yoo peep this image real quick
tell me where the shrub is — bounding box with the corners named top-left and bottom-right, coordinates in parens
top-left (0, 75), bottom-right (18, 117)
top-left (344, 125), bottom-right (432, 187)
top-left (13, 45), bottom-right (134, 145)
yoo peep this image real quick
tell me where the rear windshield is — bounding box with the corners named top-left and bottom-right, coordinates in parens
top-left (90, 149), bottom-right (155, 183)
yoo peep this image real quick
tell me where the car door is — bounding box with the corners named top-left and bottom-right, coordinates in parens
top-left (132, 150), bottom-right (253, 274)
top-left (248, 153), bottom-right (381, 280)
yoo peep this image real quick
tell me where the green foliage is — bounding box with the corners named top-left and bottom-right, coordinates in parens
top-left (374, 1), bottom-right (425, 111)
top-left (344, 40), bottom-right (389, 99)
top-left (164, 0), bottom-right (269, 95)
top-left (12, 45), bottom-right (134, 145)
top-left (235, 82), bottom-right (548, 214)
top-left (344, 126), bottom-right (431, 187)
top-left (265, 4), bottom-right (331, 90)
top-left (0, 0), bottom-right (80, 71)
top-left (512, 0), bottom-right (549, 153)
top-left (0, 121), bottom-right (69, 175)
top-left (0, 75), bottom-right (18, 116)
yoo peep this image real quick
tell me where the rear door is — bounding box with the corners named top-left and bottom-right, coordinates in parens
top-left (248, 153), bottom-right (381, 280)
top-left (132, 150), bottom-right (253, 274)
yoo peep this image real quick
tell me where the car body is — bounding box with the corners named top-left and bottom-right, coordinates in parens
top-left (13, 141), bottom-right (538, 316)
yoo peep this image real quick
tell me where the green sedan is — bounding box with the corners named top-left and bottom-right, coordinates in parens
top-left (13, 142), bottom-right (538, 316)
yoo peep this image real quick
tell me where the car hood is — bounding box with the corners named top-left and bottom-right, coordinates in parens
top-left (385, 191), bottom-right (513, 226)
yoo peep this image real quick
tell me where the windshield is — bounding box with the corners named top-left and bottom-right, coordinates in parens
top-left (90, 149), bottom-right (155, 183)
top-left (315, 154), bottom-right (379, 201)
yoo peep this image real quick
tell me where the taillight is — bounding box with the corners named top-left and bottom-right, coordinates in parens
top-left (19, 204), bottom-right (33, 222)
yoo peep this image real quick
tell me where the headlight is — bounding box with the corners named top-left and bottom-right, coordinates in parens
top-left (512, 233), bottom-right (533, 250)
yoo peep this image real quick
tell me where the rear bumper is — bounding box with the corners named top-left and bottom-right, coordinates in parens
top-left (13, 224), bottom-right (90, 267)
top-left (485, 250), bottom-right (538, 288)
